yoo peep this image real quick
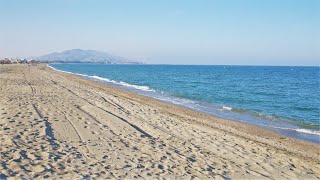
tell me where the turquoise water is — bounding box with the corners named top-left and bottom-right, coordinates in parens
top-left (50, 64), bottom-right (320, 143)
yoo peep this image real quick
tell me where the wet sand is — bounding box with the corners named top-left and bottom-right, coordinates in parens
top-left (0, 64), bottom-right (319, 179)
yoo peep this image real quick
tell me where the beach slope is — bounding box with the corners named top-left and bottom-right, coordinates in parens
top-left (0, 64), bottom-right (319, 179)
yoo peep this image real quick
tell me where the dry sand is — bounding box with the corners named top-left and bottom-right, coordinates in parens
top-left (0, 64), bottom-right (319, 179)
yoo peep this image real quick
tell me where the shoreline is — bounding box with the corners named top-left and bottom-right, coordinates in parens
top-left (1, 64), bottom-right (319, 179)
top-left (48, 63), bottom-right (320, 144)
top-left (48, 64), bottom-right (320, 148)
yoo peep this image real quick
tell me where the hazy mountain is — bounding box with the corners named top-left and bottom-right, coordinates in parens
top-left (37, 49), bottom-right (141, 64)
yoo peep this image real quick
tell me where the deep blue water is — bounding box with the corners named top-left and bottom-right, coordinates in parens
top-left (50, 64), bottom-right (320, 143)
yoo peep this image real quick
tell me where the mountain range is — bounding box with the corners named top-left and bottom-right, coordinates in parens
top-left (37, 49), bottom-right (141, 64)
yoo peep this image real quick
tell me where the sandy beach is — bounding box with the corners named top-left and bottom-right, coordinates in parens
top-left (0, 64), bottom-right (319, 179)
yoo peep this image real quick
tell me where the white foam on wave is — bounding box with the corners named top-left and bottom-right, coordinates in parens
top-left (117, 81), bottom-right (155, 92)
top-left (90, 75), bottom-right (115, 83)
top-left (88, 76), bottom-right (155, 92)
top-left (48, 64), bottom-right (155, 92)
top-left (261, 124), bottom-right (320, 136)
top-left (47, 64), bottom-right (89, 76)
top-left (47, 64), bottom-right (67, 73)
top-left (222, 106), bottom-right (232, 111)
top-left (295, 129), bottom-right (320, 136)
top-left (154, 96), bottom-right (198, 107)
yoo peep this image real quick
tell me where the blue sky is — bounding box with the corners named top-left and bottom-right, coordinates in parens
top-left (1, 0), bottom-right (319, 65)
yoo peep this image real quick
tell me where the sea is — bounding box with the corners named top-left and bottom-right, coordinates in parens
top-left (49, 64), bottom-right (320, 144)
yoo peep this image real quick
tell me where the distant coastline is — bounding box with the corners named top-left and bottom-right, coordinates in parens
top-left (1, 49), bottom-right (143, 65)
top-left (44, 61), bottom-right (144, 64)
top-left (36, 49), bottom-right (143, 64)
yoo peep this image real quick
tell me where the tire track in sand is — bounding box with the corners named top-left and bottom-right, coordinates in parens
top-left (52, 80), bottom-right (154, 139)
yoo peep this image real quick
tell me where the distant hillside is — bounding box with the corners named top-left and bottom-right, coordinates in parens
top-left (37, 49), bottom-right (141, 64)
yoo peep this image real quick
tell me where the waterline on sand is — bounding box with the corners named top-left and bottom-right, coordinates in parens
top-left (48, 64), bottom-right (320, 144)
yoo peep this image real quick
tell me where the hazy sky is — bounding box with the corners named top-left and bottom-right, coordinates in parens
top-left (1, 0), bottom-right (319, 65)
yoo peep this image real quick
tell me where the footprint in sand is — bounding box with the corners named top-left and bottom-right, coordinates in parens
top-left (26, 152), bottom-right (37, 160)
top-left (31, 165), bottom-right (46, 173)
top-left (91, 131), bottom-right (99, 135)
